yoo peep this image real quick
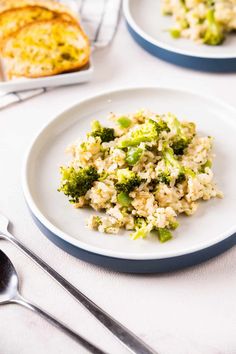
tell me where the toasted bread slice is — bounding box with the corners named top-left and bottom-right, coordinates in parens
top-left (0, 0), bottom-right (77, 19)
top-left (2, 19), bottom-right (90, 78)
top-left (0, 6), bottom-right (74, 42)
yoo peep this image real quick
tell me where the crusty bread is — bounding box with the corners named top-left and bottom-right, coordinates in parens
top-left (0, 6), bottom-right (74, 42)
top-left (1, 19), bottom-right (90, 78)
top-left (0, 0), bottom-right (77, 20)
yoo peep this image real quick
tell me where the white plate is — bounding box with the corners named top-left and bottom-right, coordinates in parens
top-left (124, 0), bottom-right (236, 71)
top-left (22, 87), bottom-right (236, 272)
top-left (0, 61), bottom-right (93, 93)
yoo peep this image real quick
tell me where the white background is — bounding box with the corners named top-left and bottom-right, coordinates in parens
top-left (0, 18), bottom-right (235, 354)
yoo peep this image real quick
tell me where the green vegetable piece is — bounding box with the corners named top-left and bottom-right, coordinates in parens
top-left (175, 171), bottom-right (186, 184)
top-left (117, 192), bottom-right (132, 206)
top-left (115, 169), bottom-right (141, 194)
top-left (169, 221), bottom-right (179, 230)
top-left (157, 228), bottom-right (173, 243)
top-left (117, 116), bottom-right (132, 129)
top-left (203, 9), bottom-right (224, 46)
top-left (118, 119), bottom-right (169, 148)
top-left (58, 166), bottom-right (99, 203)
top-left (89, 120), bottom-right (115, 143)
top-left (166, 114), bottom-right (191, 154)
top-left (126, 147), bottom-right (143, 166)
top-left (131, 218), bottom-right (149, 240)
top-left (170, 28), bottom-right (181, 39)
top-left (162, 146), bottom-right (189, 183)
top-left (199, 159), bottom-right (212, 173)
top-left (163, 146), bottom-right (182, 170)
top-left (171, 138), bottom-right (189, 155)
top-left (157, 171), bottom-right (171, 185)
top-left (203, 159), bottom-right (212, 169)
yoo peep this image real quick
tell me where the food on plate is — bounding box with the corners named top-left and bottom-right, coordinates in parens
top-left (162, 0), bottom-right (236, 45)
top-left (1, 19), bottom-right (90, 79)
top-left (58, 110), bottom-right (223, 242)
top-left (0, 0), bottom-right (90, 79)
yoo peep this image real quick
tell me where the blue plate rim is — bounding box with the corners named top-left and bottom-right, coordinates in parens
top-left (123, 0), bottom-right (236, 60)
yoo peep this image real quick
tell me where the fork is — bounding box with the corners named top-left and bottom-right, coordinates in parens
top-left (0, 214), bottom-right (157, 354)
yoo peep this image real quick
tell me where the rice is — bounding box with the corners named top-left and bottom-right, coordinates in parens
top-left (162, 0), bottom-right (236, 45)
top-left (59, 110), bottom-right (223, 242)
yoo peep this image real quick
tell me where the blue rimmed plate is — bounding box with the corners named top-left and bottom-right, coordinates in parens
top-left (22, 87), bottom-right (236, 273)
top-left (123, 0), bottom-right (236, 72)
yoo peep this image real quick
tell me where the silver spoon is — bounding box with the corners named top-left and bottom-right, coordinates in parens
top-left (0, 249), bottom-right (106, 354)
top-left (0, 214), bottom-right (157, 354)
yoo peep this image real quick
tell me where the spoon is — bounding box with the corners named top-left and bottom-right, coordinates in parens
top-left (0, 214), bottom-right (157, 354)
top-left (0, 249), bottom-right (106, 354)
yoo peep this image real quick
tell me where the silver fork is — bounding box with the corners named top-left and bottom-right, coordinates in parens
top-left (0, 214), bottom-right (157, 354)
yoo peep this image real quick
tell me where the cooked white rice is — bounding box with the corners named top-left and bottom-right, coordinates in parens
top-left (162, 0), bottom-right (236, 45)
top-left (59, 110), bottom-right (223, 242)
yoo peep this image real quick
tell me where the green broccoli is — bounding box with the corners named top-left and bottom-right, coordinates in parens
top-left (126, 147), bottom-right (143, 166)
top-left (117, 116), bottom-right (132, 129)
top-left (171, 138), bottom-right (189, 155)
top-left (162, 146), bottom-right (188, 184)
top-left (117, 192), bottom-right (132, 207)
top-left (166, 114), bottom-right (190, 155)
top-left (175, 171), bottom-right (186, 184)
top-left (118, 118), bottom-right (169, 148)
top-left (203, 9), bottom-right (224, 45)
top-left (199, 159), bottom-right (212, 173)
top-left (115, 169), bottom-right (141, 194)
top-left (157, 171), bottom-right (171, 185)
top-left (170, 28), bottom-right (181, 39)
top-left (131, 218), bottom-right (149, 240)
top-left (157, 228), bottom-right (173, 243)
top-left (163, 146), bottom-right (182, 170)
top-left (58, 166), bottom-right (99, 203)
top-left (89, 120), bottom-right (115, 143)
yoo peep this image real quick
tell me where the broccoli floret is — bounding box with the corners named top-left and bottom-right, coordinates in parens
top-left (203, 9), bottom-right (224, 45)
top-left (89, 120), bottom-right (115, 143)
top-left (175, 171), bottom-right (186, 184)
top-left (126, 147), bottom-right (143, 166)
top-left (163, 146), bottom-right (182, 170)
top-left (151, 118), bottom-right (170, 134)
top-left (163, 146), bottom-right (194, 180)
top-left (171, 138), bottom-right (189, 155)
top-left (115, 169), bottom-right (141, 194)
top-left (131, 218), bottom-right (149, 240)
top-left (166, 114), bottom-right (190, 154)
top-left (58, 166), bottom-right (99, 203)
top-left (157, 171), bottom-right (171, 185)
top-left (162, 146), bottom-right (187, 184)
top-left (118, 118), bottom-right (169, 148)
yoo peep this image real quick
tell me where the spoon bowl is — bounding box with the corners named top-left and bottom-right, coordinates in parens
top-left (0, 250), bottom-right (18, 303)
top-left (0, 249), bottom-right (106, 354)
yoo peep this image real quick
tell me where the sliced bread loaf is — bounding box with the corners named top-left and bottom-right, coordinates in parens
top-left (2, 18), bottom-right (90, 78)
top-left (0, 6), bottom-right (74, 42)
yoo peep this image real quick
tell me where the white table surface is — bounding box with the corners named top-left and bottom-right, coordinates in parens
top-left (0, 18), bottom-right (236, 354)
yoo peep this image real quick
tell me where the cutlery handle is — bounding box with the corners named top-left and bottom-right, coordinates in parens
top-left (12, 294), bottom-right (106, 354)
top-left (5, 232), bottom-right (157, 354)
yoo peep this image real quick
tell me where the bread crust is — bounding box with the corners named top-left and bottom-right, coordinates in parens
top-left (1, 18), bottom-right (90, 78)
top-left (0, 0), bottom-right (78, 20)
top-left (0, 5), bottom-right (76, 42)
